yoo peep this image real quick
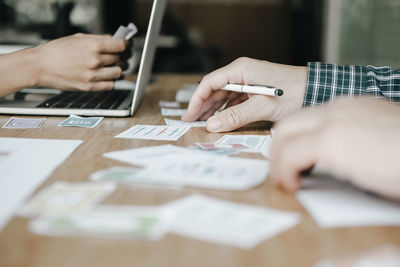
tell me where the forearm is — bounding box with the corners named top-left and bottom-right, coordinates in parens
top-left (0, 47), bottom-right (39, 97)
top-left (303, 62), bottom-right (400, 106)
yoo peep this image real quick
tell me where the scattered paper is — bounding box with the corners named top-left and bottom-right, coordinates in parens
top-left (139, 156), bottom-right (269, 190)
top-left (19, 182), bottom-right (115, 217)
top-left (188, 146), bottom-right (237, 156)
top-left (297, 175), bottom-right (400, 228)
top-left (175, 84), bottom-right (197, 102)
top-left (159, 100), bottom-right (180, 108)
top-left (115, 125), bottom-right (190, 141)
top-left (196, 142), bottom-right (247, 151)
top-left (216, 135), bottom-right (272, 157)
top-left (315, 244), bottom-right (400, 267)
top-left (104, 145), bottom-right (194, 167)
top-left (103, 145), bottom-right (269, 190)
top-left (90, 166), bottom-right (142, 182)
top-left (0, 138), bottom-right (82, 231)
top-left (91, 166), bottom-right (182, 187)
top-left (29, 205), bottom-right (170, 240)
top-left (161, 108), bottom-right (187, 117)
top-left (164, 118), bottom-right (206, 127)
top-left (58, 115), bottom-right (103, 128)
top-left (3, 117), bottom-right (45, 129)
top-left (166, 194), bottom-right (300, 249)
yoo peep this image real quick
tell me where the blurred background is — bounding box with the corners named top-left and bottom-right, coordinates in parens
top-left (0, 0), bottom-right (399, 74)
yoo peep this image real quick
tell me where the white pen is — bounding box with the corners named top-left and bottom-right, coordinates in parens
top-left (221, 84), bottom-right (284, 96)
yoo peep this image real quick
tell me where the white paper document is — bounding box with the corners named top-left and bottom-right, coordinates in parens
top-left (140, 156), bottom-right (268, 190)
top-left (115, 125), bottom-right (190, 141)
top-left (297, 175), bottom-right (400, 228)
top-left (164, 118), bottom-right (206, 127)
top-left (3, 117), bottom-right (45, 129)
top-left (315, 244), bottom-right (400, 267)
top-left (166, 194), bottom-right (301, 249)
top-left (159, 100), bottom-right (180, 108)
top-left (216, 135), bottom-right (272, 157)
top-left (104, 145), bottom-right (197, 167)
top-left (175, 85), bottom-right (197, 102)
top-left (103, 145), bottom-right (269, 190)
top-left (29, 205), bottom-right (171, 240)
top-left (19, 182), bottom-right (115, 217)
top-left (161, 108), bottom-right (187, 117)
top-left (0, 138), bottom-right (82, 231)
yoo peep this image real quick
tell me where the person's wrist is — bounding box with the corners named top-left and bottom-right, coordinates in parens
top-left (22, 46), bottom-right (41, 87)
top-left (265, 62), bottom-right (307, 104)
top-left (270, 62), bottom-right (307, 111)
top-left (291, 65), bottom-right (308, 109)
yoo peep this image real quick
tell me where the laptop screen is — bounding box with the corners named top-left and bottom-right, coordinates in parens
top-left (130, 0), bottom-right (167, 116)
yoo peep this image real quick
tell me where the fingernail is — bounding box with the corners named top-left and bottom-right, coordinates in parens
top-left (207, 117), bottom-right (221, 131)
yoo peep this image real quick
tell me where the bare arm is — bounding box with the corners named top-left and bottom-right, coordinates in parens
top-left (0, 33), bottom-right (127, 97)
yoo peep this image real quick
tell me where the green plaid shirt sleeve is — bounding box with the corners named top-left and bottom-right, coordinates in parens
top-left (303, 62), bottom-right (400, 107)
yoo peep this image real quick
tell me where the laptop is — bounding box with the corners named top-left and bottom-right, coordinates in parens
top-left (0, 0), bottom-right (167, 117)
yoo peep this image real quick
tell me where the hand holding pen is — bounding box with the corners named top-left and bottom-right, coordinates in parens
top-left (182, 57), bottom-right (307, 132)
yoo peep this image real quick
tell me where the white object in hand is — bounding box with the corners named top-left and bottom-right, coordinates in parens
top-left (221, 84), bottom-right (283, 96)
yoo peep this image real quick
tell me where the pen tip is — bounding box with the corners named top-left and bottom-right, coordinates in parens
top-left (276, 89), bottom-right (284, 96)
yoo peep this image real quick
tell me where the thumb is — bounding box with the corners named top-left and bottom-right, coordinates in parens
top-left (206, 96), bottom-right (266, 132)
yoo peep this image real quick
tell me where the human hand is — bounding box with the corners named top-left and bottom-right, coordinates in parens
top-left (181, 57), bottom-right (307, 132)
top-left (270, 98), bottom-right (400, 200)
top-left (33, 33), bottom-right (127, 91)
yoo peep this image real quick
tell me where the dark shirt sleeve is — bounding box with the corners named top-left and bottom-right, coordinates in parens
top-left (303, 62), bottom-right (400, 107)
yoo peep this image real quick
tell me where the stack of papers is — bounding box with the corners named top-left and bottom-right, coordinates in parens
top-left (175, 84), bottom-right (197, 102)
top-left (159, 100), bottom-right (181, 108)
top-left (161, 108), bottom-right (187, 117)
top-left (102, 145), bottom-right (269, 190)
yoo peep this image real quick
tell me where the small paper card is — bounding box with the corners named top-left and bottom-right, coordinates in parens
top-left (58, 115), bottom-right (103, 128)
top-left (3, 117), bottom-right (45, 129)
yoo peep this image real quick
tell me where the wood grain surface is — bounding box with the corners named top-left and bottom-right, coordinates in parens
top-left (0, 74), bottom-right (399, 267)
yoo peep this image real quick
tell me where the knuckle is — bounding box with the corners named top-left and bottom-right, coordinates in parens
top-left (79, 83), bottom-right (94, 92)
top-left (82, 71), bottom-right (96, 83)
top-left (88, 58), bottom-right (102, 69)
top-left (90, 42), bottom-right (102, 53)
top-left (200, 74), bottom-right (212, 87)
top-left (226, 108), bottom-right (243, 127)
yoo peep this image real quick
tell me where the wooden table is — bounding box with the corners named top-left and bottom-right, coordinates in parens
top-left (0, 74), bottom-right (399, 267)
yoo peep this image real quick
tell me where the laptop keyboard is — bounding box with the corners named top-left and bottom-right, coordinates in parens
top-left (37, 90), bottom-right (130, 110)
